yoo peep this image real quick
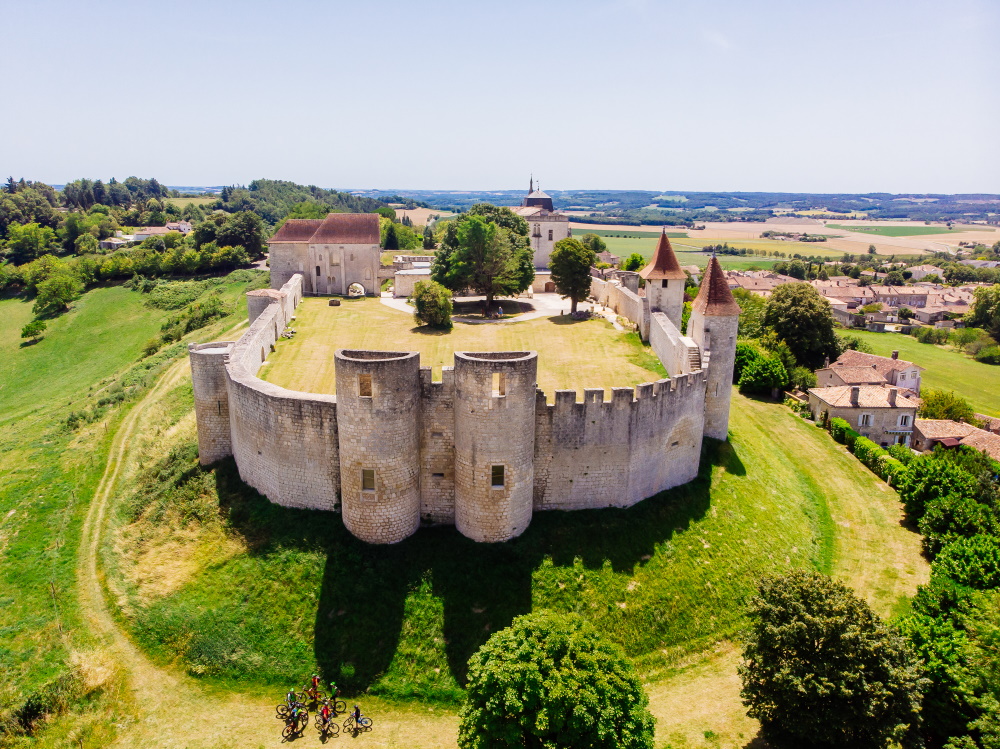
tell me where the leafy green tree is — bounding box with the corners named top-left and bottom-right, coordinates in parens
top-left (432, 210), bottom-right (534, 316)
top-left (33, 273), bottom-right (83, 315)
top-left (549, 238), bottom-right (595, 313)
top-left (621, 252), bottom-right (644, 272)
top-left (950, 327), bottom-right (981, 353)
top-left (458, 611), bottom-right (655, 749)
top-left (215, 210), bottom-right (266, 258)
top-left (411, 280), bottom-right (453, 329)
top-left (919, 494), bottom-right (997, 557)
top-left (740, 571), bottom-right (923, 749)
top-left (3, 222), bottom-right (57, 263)
top-left (20, 318), bottom-right (46, 342)
top-left (763, 282), bottom-right (841, 369)
top-left (422, 224), bottom-right (436, 250)
top-left (869, 244), bottom-right (878, 255)
top-left (732, 288), bottom-right (767, 338)
top-left (920, 388), bottom-right (978, 423)
top-left (897, 455), bottom-right (978, 519)
top-left (74, 233), bottom-right (98, 254)
top-left (966, 285), bottom-right (1000, 341)
top-left (383, 222), bottom-right (399, 250)
top-left (786, 259), bottom-right (806, 279)
top-left (580, 232), bottom-right (608, 255)
top-left (886, 270), bottom-right (905, 286)
top-left (934, 535), bottom-right (1000, 590)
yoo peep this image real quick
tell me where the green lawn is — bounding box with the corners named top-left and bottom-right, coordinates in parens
top-left (261, 297), bottom-right (667, 398)
top-left (0, 273), bottom-right (266, 710)
top-left (826, 224), bottom-right (984, 237)
top-left (847, 330), bottom-right (1000, 416)
top-left (164, 196), bottom-right (217, 208)
top-left (107, 389), bottom-right (926, 702)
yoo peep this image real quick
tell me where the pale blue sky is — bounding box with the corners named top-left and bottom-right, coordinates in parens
top-left (1, 0), bottom-right (997, 193)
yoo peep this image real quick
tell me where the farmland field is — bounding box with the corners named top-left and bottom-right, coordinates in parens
top-left (826, 223), bottom-right (979, 237)
top-left (845, 330), bottom-right (1000, 417)
top-left (571, 228), bottom-right (689, 239)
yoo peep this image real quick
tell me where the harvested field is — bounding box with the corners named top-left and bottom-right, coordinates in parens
top-left (389, 206), bottom-right (456, 226)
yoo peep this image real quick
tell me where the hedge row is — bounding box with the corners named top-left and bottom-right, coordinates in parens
top-left (827, 418), bottom-right (905, 486)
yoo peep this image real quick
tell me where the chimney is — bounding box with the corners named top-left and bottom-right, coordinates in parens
top-left (891, 350), bottom-right (899, 360)
top-left (824, 356), bottom-right (830, 368)
top-left (888, 387), bottom-right (898, 406)
top-left (850, 386), bottom-right (860, 406)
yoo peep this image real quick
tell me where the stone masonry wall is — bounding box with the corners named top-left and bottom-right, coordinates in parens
top-left (650, 313), bottom-right (700, 376)
top-left (590, 277), bottom-right (650, 340)
top-left (335, 350), bottom-right (421, 544)
top-left (189, 342), bottom-right (235, 465)
top-left (533, 372), bottom-right (707, 511)
top-left (419, 367), bottom-right (457, 523)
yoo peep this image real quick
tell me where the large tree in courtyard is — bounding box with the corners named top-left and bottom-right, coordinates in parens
top-left (549, 237), bottom-right (595, 313)
top-left (459, 611), bottom-right (654, 749)
top-left (431, 204), bottom-right (533, 317)
top-left (763, 282), bottom-right (841, 368)
top-left (740, 571), bottom-right (923, 749)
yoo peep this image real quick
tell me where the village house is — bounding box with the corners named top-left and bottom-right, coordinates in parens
top-left (912, 419), bottom-right (1000, 461)
top-left (807, 385), bottom-right (918, 447)
top-left (133, 226), bottom-right (173, 241)
top-left (908, 264), bottom-right (945, 281)
top-left (817, 349), bottom-right (923, 395)
top-left (165, 220), bottom-right (193, 234)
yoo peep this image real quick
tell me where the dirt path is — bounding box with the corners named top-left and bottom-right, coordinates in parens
top-left (76, 358), bottom-right (459, 748)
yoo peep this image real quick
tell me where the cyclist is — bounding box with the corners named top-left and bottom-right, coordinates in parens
top-left (285, 688), bottom-right (298, 709)
top-left (319, 698), bottom-right (332, 726)
top-left (310, 673), bottom-right (322, 699)
top-left (352, 704), bottom-right (363, 726)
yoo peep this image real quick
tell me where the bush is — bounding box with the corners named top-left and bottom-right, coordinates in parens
top-left (735, 341), bottom-right (788, 394)
top-left (933, 534), bottom-right (1000, 589)
top-left (458, 611), bottom-right (654, 749)
top-left (739, 571), bottom-right (922, 749)
top-left (852, 436), bottom-right (888, 472)
top-left (887, 443), bottom-right (915, 465)
top-left (897, 456), bottom-right (978, 520)
top-left (411, 280), bottom-right (453, 329)
top-left (919, 388), bottom-right (978, 423)
top-left (788, 365), bottom-right (817, 391)
top-left (918, 495), bottom-right (997, 557)
top-left (20, 319), bottom-right (46, 341)
top-left (33, 273), bottom-right (83, 315)
top-left (830, 417), bottom-right (852, 443)
top-left (973, 345), bottom-right (1000, 364)
top-left (878, 456), bottom-right (907, 486)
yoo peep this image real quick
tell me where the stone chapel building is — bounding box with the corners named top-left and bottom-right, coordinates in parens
top-left (512, 179), bottom-right (571, 269)
top-left (267, 212), bottom-right (381, 296)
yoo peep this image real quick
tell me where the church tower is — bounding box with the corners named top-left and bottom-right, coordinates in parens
top-left (638, 229), bottom-right (686, 330)
top-left (687, 255), bottom-right (740, 440)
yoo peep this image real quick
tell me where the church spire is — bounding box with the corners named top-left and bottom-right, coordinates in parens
top-left (529, 174), bottom-right (534, 193)
top-left (638, 227), bottom-right (686, 280)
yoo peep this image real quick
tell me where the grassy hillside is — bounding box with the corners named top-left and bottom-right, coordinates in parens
top-left (105, 388), bottom-right (926, 706)
top-left (0, 272), bottom-right (266, 737)
top-left (846, 330), bottom-right (1000, 416)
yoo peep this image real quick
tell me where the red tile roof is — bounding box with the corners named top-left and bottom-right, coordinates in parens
top-left (311, 213), bottom-right (380, 245)
top-left (692, 256), bottom-right (741, 316)
top-left (639, 230), bottom-right (686, 280)
top-left (269, 219), bottom-right (324, 242)
top-left (834, 350), bottom-right (924, 375)
top-left (809, 385), bottom-right (919, 409)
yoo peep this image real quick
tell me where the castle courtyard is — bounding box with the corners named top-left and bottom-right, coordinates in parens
top-left (257, 295), bottom-right (668, 400)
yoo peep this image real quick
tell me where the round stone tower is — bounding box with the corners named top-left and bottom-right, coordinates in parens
top-left (188, 341), bottom-right (234, 465)
top-left (335, 349), bottom-right (421, 544)
top-left (453, 351), bottom-right (538, 542)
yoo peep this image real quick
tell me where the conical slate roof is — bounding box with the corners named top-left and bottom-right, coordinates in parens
top-left (692, 255), bottom-right (741, 316)
top-left (638, 229), bottom-right (686, 280)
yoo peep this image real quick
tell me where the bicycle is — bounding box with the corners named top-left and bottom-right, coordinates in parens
top-left (281, 707), bottom-right (309, 739)
top-left (315, 711), bottom-right (340, 740)
top-left (343, 715), bottom-right (373, 734)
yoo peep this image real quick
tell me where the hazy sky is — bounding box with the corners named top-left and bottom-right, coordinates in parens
top-left (2, 0), bottom-right (997, 193)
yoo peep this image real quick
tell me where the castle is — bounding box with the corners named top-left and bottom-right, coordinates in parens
top-left (189, 226), bottom-right (739, 544)
top-left (511, 179), bottom-right (572, 269)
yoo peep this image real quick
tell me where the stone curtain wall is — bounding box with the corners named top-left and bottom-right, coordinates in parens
top-left (649, 313), bottom-right (701, 376)
top-left (217, 274), bottom-right (340, 511)
top-left (190, 342), bottom-right (235, 464)
top-left (590, 277), bottom-right (650, 340)
top-left (533, 372), bottom-right (707, 511)
top-left (419, 367), bottom-right (457, 523)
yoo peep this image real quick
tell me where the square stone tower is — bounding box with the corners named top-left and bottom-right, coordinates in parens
top-left (639, 229), bottom-right (687, 330)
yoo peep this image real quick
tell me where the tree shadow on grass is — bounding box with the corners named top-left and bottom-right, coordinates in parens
top-left (212, 437), bottom-right (736, 695)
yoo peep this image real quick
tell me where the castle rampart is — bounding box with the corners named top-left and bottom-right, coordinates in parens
top-left (190, 249), bottom-right (739, 544)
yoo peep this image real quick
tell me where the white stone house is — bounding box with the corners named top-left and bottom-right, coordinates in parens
top-left (807, 385), bottom-right (919, 447)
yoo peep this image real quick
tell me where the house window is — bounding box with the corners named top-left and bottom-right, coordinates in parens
top-left (548, 229), bottom-right (553, 240)
top-left (358, 374), bottom-right (372, 397)
top-left (492, 372), bottom-right (506, 397)
top-left (859, 414), bottom-right (872, 427)
top-left (361, 469), bottom-right (375, 491)
top-left (899, 414), bottom-right (910, 427)
top-left (661, 280), bottom-right (669, 288)
top-left (316, 266), bottom-right (321, 277)
top-left (491, 465), bottom-right (505, 488)
top-left (899, 372), bottom-right (906, 380)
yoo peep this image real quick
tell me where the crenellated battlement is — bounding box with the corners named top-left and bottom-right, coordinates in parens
top-left (189, 263), bottom-right (737, 544)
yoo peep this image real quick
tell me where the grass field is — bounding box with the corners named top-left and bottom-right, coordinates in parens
top-left (260, 297), bottom-right (667, 398)
top-left (0, 273), bottom-right (267, 736)
top-left (164, 196), bottom-right (217, 208)
top-left (575, 228), bottom-right (689, 239)
top-left (826, 224), bottom-right (977, 237)
top-left (844, 330), bottom-right (1000, 416)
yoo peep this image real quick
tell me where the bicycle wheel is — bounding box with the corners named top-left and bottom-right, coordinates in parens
top-left (282, 724), bottom-right (295, 739)
top-left (276, 704), bottom-right (290, 718)
top-left (361, 717), bottom-right (373, 731)
top-left (343, 717), bottom-right (355, 732)
top-left (334, 700), bottom-right (347, 715)
top-left (299, 711), bottom-right (309, 730)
